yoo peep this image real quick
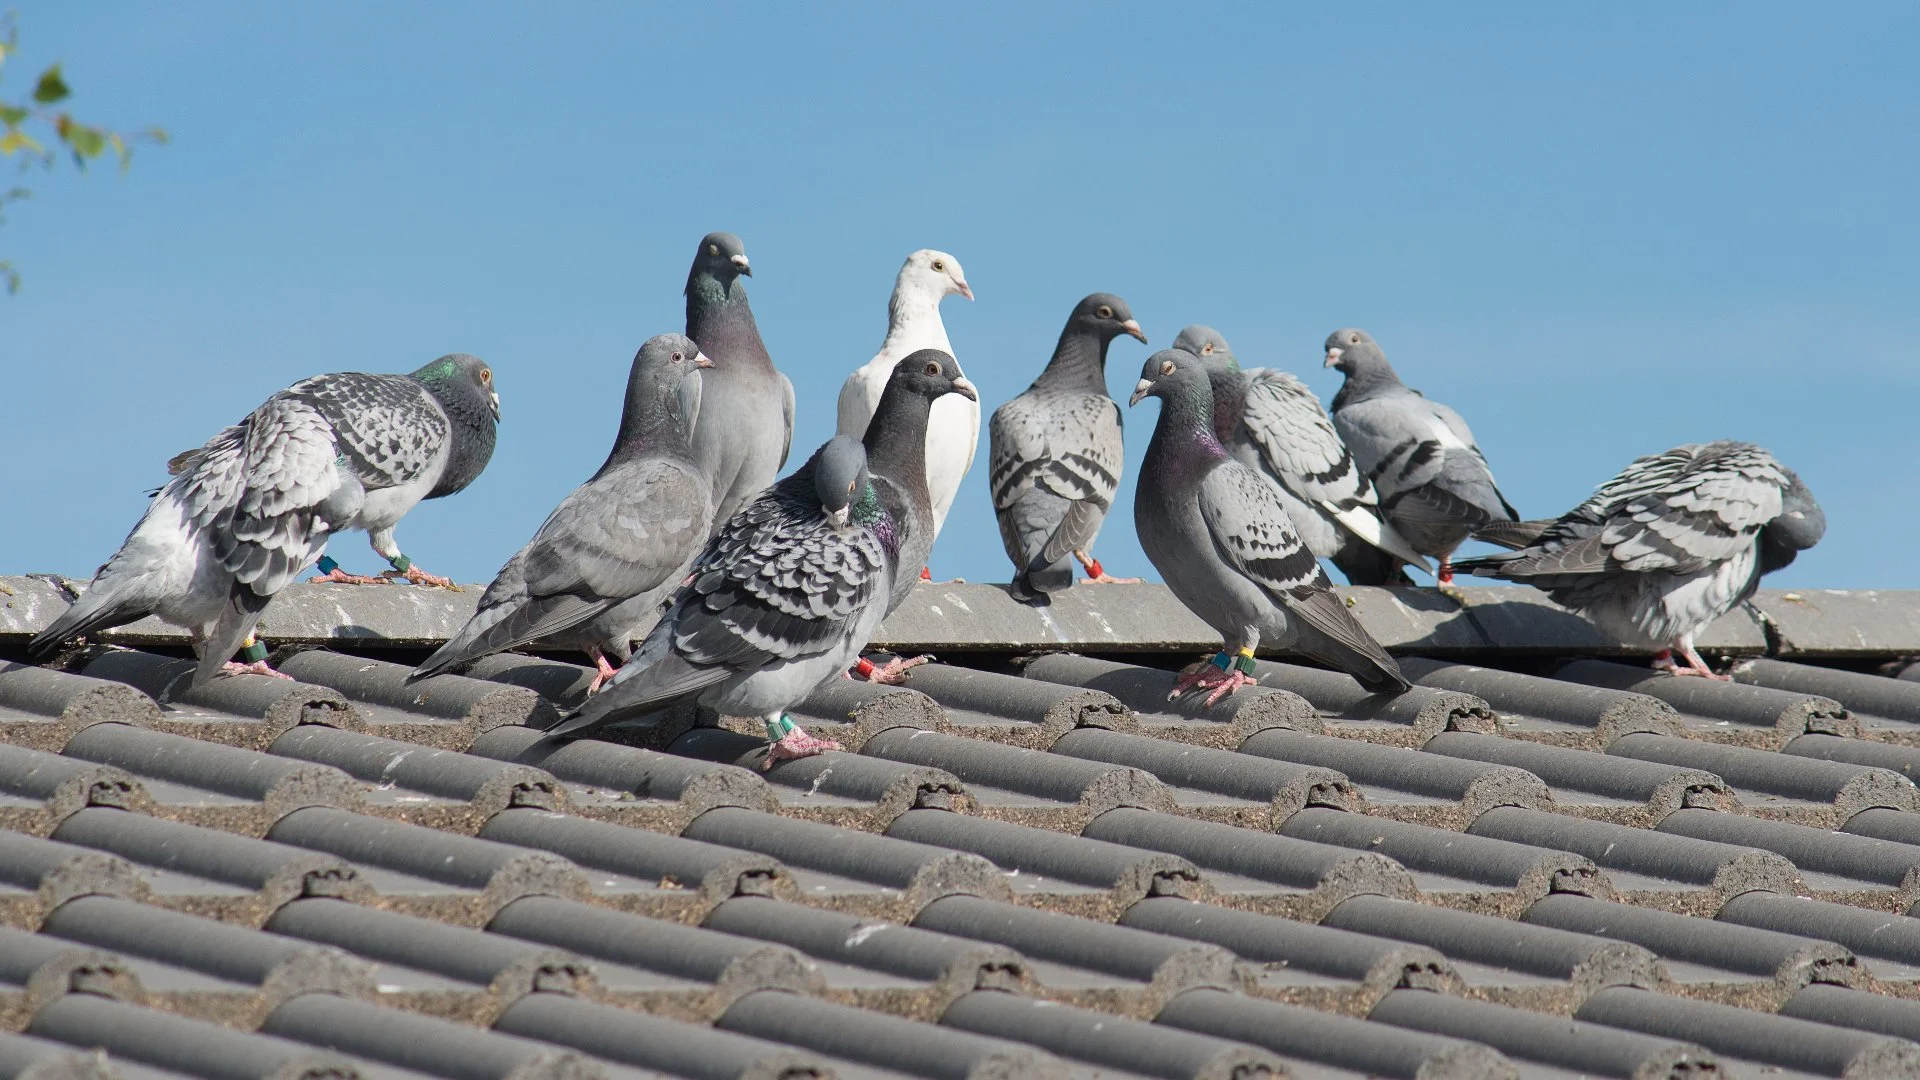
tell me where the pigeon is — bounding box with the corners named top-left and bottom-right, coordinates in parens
top-left (410, 335), bottom-right (713, 693)
top-left (683, 232), bottom-right (796, 532)
top-left (1130, 348), bottom-right (1409, 704)
top-left (1453, 441), bottom-right (1824, 680)
top-left (546, 352), bottom-right (977, 767)
top-left (988, 293), bottom-right (1147, 603)
top-left (1324, 328), bottom-right (1517, 588)
top-left (836, 249), bottom-right (977, 579)
top-left (1173, 325), bottom-right (1431, 586)
top-left (33, 354), bottom-right (500, 686)
top-left (813, 435), bottom-right (871, 530)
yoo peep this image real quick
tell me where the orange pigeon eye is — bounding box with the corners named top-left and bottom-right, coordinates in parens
top-left (1160, 360), bottom-right (1176, 376)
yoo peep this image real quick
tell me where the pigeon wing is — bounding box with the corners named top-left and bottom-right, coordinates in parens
top-left (290, 373), bottom-right (450, 491)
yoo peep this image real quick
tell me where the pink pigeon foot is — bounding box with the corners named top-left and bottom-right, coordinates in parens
top-left (920, 566), bottom-right (933, 582)
top-left (851, 655), bottom-right (930, 684)
top-left (1076, 552), bottom-right (1141, 585)
top-left (310, 568), bottom-right (389, 585)
top-left (1655, 645), bottom-right (1729, 681)
top-left (382, 565), bottom-right (461, 590)
top-left (1176, 662), bottom-right (1259, 706)
top-left (764, 729), bottom-right (841, 769)
top-left (222, 660), bottom-right (293, 681)
top-left (585, 652), bottom-right (620, 695)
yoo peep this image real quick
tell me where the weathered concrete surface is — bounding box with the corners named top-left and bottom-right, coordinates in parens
top-left (1, 575), bottom-right (1910, 659)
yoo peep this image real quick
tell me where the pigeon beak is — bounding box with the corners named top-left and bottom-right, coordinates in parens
top-left (1129, 379), bottom-right (1154, 406)
top-left (827, 505), bottom-right (851, 530)
top-left (1324, 347), bottom-right (1343, 368)
top-left (957, 280), bottom-right (974, 301)
top-left (951, 376), bottom-right (979, 401)
top-left (1121, 319), bottom-right (1148, 344)
top-left (693, 351), bottom-right (715, 369)
top-left (730, 254), bottom-right (752, 277)
top-left (489, 392), bottom-right (502, 421)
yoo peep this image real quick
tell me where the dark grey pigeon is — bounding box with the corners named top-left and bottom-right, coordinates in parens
top-left (683, 232), bottom-right (796, 532)
top-left (33, 354), bottom-right (500, 687)
top-left (1173, 325), bottom-right (1430, 587)
top-left (1130, 348), bottom-right (1408, 703)
top-left (546, 353), bottom-right (977, 768)
top-left (1324, 328), bottom-right (1516, 588)
top-left (410, 335), bottom-right (713, 692)
top-left (1454, 441), bottom-right (1823, 679)
top-left (814, 435), bottom-right (870, 531)
top-left (988, 293), bottom-right (1147, 603)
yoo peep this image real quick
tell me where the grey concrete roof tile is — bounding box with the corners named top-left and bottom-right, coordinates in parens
top-left (262, 990), bottom-right (606, 1079)
top-left (63, 723), bottom-right (359, 819)
top-left (1398, 660), bottom-right (1678, 745)
top-left (274, 651), bottom-right (558, 738)
top-left (669, 729), bottom-right (965, 822)
top-left (1422, 733), bottom-right (1732, 818)
top-left (1718, 892), bottom-right (1920, 970)
top-left (1608, 735), bottom-right (1915, 819)
top-left (0, 1030), bottom-right (116, 1080)
top-left (0, 662), bottom-right (163, 747)
top-left (940, 990), bottom-right (1284, 1080)
top-left (1020, 655), bottom-right (1323, 741)
top-left (1244, 660), bottom-right (1497, 743)
top-left (31, 992), bottom-right (365, 1080)
top-left (1557, 660), bottom-right (1855, 742)
top-left (470, 726), bottom-right (774, 818)
top-left (1240, 729), bottom-right (1545, 824)
top-left (885, 810), bottom-right (1204, 909)
top-left (1575, 984), bottom-right (1920, 1078)
top-left (480, 809), bottom-right (782, 909)
top-left (80, 651), bottom-right (359, 745)
top-left (1469, 807), bottom-right (1798, 900)
top-left (1784, 734), bottom-right (1920, 786)
top-left (1053, 731), bottom-right (1357, 826)
top-left (268, 726), bottom-right (565, 818)
top-left (1282, 809), bottom-right (1602, 910)
top-left (0, 924), bottom-right (141, 1013)
top-left (864, 729), bottom-right (1166, 819)
top-left (720, 989), bottom-right (1071, 1080)
top-left (494, 993), bottom-right (837, 1080)
top-left (0, 743), bottom-right (147, 829)
top-left (1784, 984), bottom-right (1920, 1048)
top-left (1367, 989), bottom-right (1719, 1079)
top-left (1658, 809), bottom-right (1920, 899)
top-left (895, 666), bottom-right (1133, 746)
top-left (1157, 987), bottom-right (1517, 1080)
top-left (1735, 659), bottom-right (1920, 731)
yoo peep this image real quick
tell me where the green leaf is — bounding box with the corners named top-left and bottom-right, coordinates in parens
top-left (62, 121), bottom-right (106, 161)
top-left (0, 129), bottom-right (42, 156)
top-left (0, 104), bottom-right (27, 127)
top-left (32, 64), bottom-right (70, 105)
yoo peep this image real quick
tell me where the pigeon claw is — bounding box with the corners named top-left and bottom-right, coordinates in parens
top-left (1168, 660), bottom-right (1216, 700)
top-left (382, 565), bottom-right (461, 590)
top-left (585, 653), bottom-right (620, 695)
top-left (1201, 670), bottom-right (1260, 707)
top-left (1655, 645), bottom-right (1729, 681)
top-left (764, 729), bottom-right (841, 769)
top-left (310, 568), bottom-right (390, 586)
top-left (852, 654), bottom-right (930, 685)
top-left (222, 660), bottom-right (294, 681)
top-left (1170, 661), bottom-right (1257, 707)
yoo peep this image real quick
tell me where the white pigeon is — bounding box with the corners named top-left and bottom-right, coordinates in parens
top-left (835, 250), bottom-right (976, 556)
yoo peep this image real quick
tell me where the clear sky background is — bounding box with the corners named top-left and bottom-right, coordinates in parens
top-left (4, 4), bottom-right (1914, 592)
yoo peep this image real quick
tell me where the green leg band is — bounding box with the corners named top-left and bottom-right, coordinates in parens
top-left (1209, 651), bottom-right (1232, 671)
top-left (1235, 648), bottom-right (1258, 676)
top-left (387, 553), bottom-right (412, 574)
top-left (315, 555), bottom-right (340, 575)
top-left (763, 714), bottom-right (799, 741)
top-left (240, 636), bottom-right (269, 664)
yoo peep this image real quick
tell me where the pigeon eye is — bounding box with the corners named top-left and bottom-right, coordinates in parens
top-left (1349, 333), bottom-right (1361, 344)
top-left (923, 360), bottom-right (942, 376)
top-left (708, 243), bottom-right (719, 256)
top-left (931, 259), bottom-right (945, 271)
top-left (1160, 360), bottom-right (1177, 376)
top-left (480, 369), bottom-right (492, 385)
top-left (1201, 343), bottom-right (1214, 355)
top-left (671, 352), bottom-right (683, 362)
top-left (1097, 305), bottom-right (1114, 318)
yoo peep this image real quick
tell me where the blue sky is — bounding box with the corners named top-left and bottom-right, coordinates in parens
top-left (4, 4), bottom-right (1915, 592)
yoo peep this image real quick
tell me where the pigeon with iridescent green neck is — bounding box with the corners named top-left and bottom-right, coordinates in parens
top-left (33, 354), bottom-right (500, 687)
top-left (411, 335), bottom-right (710, 692)
top-left (1130, 348), bottom-right (1408, 704)
top-left (1173, 325), bottom-right (1429, 586)
top-left (548, 352), bottom-right (977, 767)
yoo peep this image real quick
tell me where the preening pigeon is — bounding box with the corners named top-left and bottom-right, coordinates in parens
top-left (836, 250), bottom-right (977, 571)
top-left (33, 354), bottom-right (500, 686)
top-left (1173, 325), bottom-right (1430, 586)
top-left (410, 335), bottom-right (712, 692)
top-left (1130, 348), bottom-right (1409, 703)
top-left (1453, 441), bottom-right (1824, 679)
top-left (546, 352), bottom-right (977, 767)
top-left (988, 293), bottom-right (1147, 603)
top-left (813, 435), bottom-right (871, 532)
top-left (1324, 328), bottom-right (1517, 587)
top-left (684, 232), bottom-right (796, 531)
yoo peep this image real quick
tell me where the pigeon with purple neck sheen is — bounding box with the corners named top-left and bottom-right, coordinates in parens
top-left (1173, 325), bottom-right (1430, 586)
top-left (34, 354), bottom-right (500, 687)
top-left (988, 293), bottom-right (1147, 603)
top-left (1454, 441), bottom-right (1823, 680)
top-left (836, 250), bottom-right (977, 562)
top-left (410, 334), bottom-right (712, 692)
top-left (547, 352), bottom-right (977, 767)
top-left (1130, 348), bottom-right (1409, 703)
top-left (683, 232), bottom-right (796, 532)
top-left (1324, 328), bottom-right (1517, 590)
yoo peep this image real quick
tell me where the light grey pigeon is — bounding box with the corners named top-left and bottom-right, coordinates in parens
top-left (32, 355), bottom-right (500, 686)
top-left (1454, 441), bottom-right (1824, 679)
top-left (410, 335), bottom-right (713, 692)
top-left (1130, 348), bottom-right (1409, 703)
top-left (547, 353), bottom-right (977, 767)
top-left (684, 231), bottom-right (796, 532)
top-left (835, 250), bottom-right (976, 575)
top-left (814, 435), bottom-right (871, 531)
top-left (1173, 325), bottom-right (1431, 587)
top-left (988, 293), bottom-right (1147, 603)
top-left (1324, 328), bottom-right (1517, 587)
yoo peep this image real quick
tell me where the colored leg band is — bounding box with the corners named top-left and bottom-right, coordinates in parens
top-left (854, 658), bottom-right (877, 678)
top-left (1235, 649), bottom-right (1258, 675)
top-left (764, 715), bottom-right (799, 741)
top-left (240, 636), bottom-right (269, 663)
top-left (1210, 651), bottom-right (1232, 671)
top-left (387, 554), bottom-right (412, 573)
top-left (315, 555), bottom-right (339, 575)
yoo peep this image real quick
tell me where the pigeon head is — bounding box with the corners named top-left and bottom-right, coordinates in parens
top-left (686, 231), bottom-right (752, 301)
top-left (1069, 293), bottom-right (1148, 344)
top-left (900, 249), bottom-right (973, 302)
top-left (1760, 468), bottom-right (1826, 573)
top-left (885, 349), bottom-right (979, 405)
top-left (1173, 325), bottom-right (1237, 372)
top-left (813, 435), bottom-right (872, 530)
top-left (409, 353), bottom-right (500, 499)
top-left (411, 353), bottom-right (502, 424)
top-left (1322, 328), bottom-right (1387, 374)
top-left (620, 333), bottom-right (712, 449)
top-left (1128, 348), bottom-right (1212, 408)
